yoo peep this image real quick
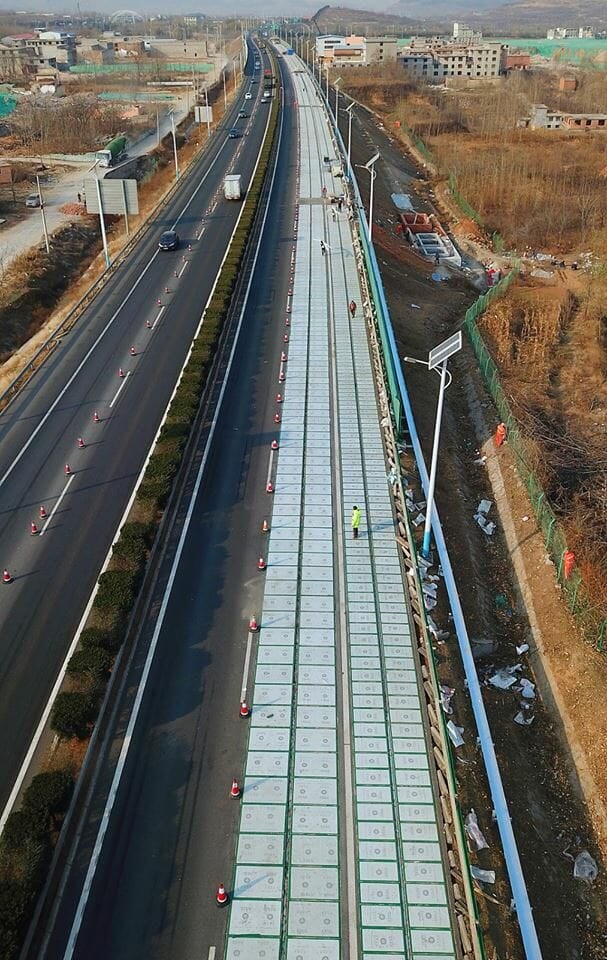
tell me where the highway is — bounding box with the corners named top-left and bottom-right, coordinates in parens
top-left (37, 45), bottom-right (463, 960)
top-left (0, 39), bottom-right (269, 823)
top-left (39, 43), bottom-right (296, 960)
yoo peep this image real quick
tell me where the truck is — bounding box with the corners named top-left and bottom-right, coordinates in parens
top-left (262, 90), bottom-right (271, 103)
top-left (95, 135), bottom-right (128, 168)
top-left (223, 174), bottom-right (242, 200)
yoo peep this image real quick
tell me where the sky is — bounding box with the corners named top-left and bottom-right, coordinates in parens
top-left (0, 0), bottom-right (509, 16)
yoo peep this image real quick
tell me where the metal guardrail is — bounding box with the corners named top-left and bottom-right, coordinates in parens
top-left (0, 74), bottom-right (248, 419)
top-left (309, 60), bottom-right (544, 960)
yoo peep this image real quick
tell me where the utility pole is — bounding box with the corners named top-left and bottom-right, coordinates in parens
top-left (93, 164), bottom-right (110, 268)
top-left (204, 85), bottom-right (211, 139)
top-left (168, 110), bottom-right (179, 180)
top-left (36, 175), bottom-right (50, 254)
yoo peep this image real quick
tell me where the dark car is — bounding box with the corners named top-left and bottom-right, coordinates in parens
top-left (229, 128), bottom-right (241, 139)
top-left (158, 230), bottom-right (179, 251)
top-left (238, 111), bottom-right (248, 119)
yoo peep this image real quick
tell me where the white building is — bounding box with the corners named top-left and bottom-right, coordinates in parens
top-left (315, 34), bottom-right (397, 68)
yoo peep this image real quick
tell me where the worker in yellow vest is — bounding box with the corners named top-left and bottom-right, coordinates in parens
top-left (351, 505), bottom-right (361, 540)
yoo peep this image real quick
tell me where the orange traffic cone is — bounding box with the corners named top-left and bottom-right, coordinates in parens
top-left (276, 394), bottom-right (282, 403)
top-left (495, 422), bottom-right (507, 447)
top-left (281, 352), bottom-right (287, 362)
top-left (165, 286), bottom-right (170, 294)
top-left (284, 334), bottom-right (289, 343)
top-left (285, 317), bottom-right (290, 326)
top-left (30, 522), bottom-right (38, 535)
top-left (93, 411), bottom-right (100, 423)
top-left (266, 481), bottom-right (274, 494)
top-left (279, 371), bottom-right (286, 382)
top-left (39, 505), bottom-right (47, 519)
top-left (262, 519), bottom-right (270, 533)
top-left (119, 368), bottom-right (125, 379)
top-left (78, 437), bottom-right (85, 448)
top-left (216, 883), bottom-right (229, 907)
top-left (239, 700), bottom-right (251, 718)
top-left (157, 298), bottom-right (162, 307)
top-left (3, 569), bottom-right (12, 584)
top-left (65, 463), bottom-right (71, 476)
top-left (274, 413), bottom-right (281, 424)
top-left (146, 320), bottom-right (152, 329)
top-left (271, 440), bottom-right (278, 450)
top-left (257, 556), bottom-right (266, 571)
top-left (230, 778), bottom-right (241, 798)
top-left (249, 615), bottom-right (258, 632)
top-left (563, 549), bottom-right (575, 580)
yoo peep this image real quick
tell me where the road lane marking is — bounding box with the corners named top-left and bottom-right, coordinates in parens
top-left (208, 948), bottom-right (216, 960)
top-left (39, 474), bottom-right (75, 537)
top-left (108, 371), bottom-right (131, 409)
top-left (60, 86), bottom-right (280, 960)
top-left (151, 307), bottom-right (165, 330)
top-left (0, 127), bottom-right (243, 492)
top-left (178, 263), bottom-right (188, 279)
top-left (266, 448), bottom-right (275, 489)
top-left (240, 630), bottom-right (255, 703)
top-left (0, 65), bottom-right (270, 839)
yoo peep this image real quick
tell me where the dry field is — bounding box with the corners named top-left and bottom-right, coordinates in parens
top-left (342, 64), bottom-right (607, 623)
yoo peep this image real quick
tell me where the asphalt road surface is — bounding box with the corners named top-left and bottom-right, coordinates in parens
top-left (0, 40), bottom-right (269, 822)
top-left (41, 51), bottom-right (297, 960)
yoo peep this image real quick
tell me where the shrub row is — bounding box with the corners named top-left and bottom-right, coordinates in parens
top-left (0, 771), bottom-right (74, 958)
top-left (0, 80), bottom-right (280, 960)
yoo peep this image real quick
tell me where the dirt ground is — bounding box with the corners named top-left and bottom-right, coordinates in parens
top-left (348, 106), bottom-right (607, 958)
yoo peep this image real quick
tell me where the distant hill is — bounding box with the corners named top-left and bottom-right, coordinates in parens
top-left (313, 0), bottom-right (607, 31)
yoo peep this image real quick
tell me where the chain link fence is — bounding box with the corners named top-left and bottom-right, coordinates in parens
top-left (464, 273), bottom-right (607, 649)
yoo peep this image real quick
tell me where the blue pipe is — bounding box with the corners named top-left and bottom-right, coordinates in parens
top-left (313, 62), bottom-right (543, 960)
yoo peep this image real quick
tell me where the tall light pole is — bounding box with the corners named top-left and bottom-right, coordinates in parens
top-left (222, 68), bottom-right (227, 111)
top-left (324, 64), bottom-right (329, 101)
top-left (36, 174), bottom-right (50, 254)
top-left (334, 75), bottom-right (342, 125)
top-left (168, 110), bottom-right (179, 180)
top-left (357, 151), bottom-right (379, 239)
top-left (346, 101), bottom-right (355, 173)
top-left (204, 84), bottom-right (211, 139)
top-left (92, 160), bottom-right (110, 269)
top-left (404, 332), bottom-right (462, 559)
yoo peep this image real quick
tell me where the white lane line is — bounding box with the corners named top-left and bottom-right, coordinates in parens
top-left (240, 631), bottom-right (255, 702)
top-left (61, 89), bottom-right (281, 960)
top-left (208, 948), bottom-right (216, 960)
top-left (266, 449), bottom-right (275, 489)
top-left (39, 475), bottom-right (75, 537)
top-left (151, 307), bottom-right (165, 330)
top-left (178, 263), bottom-right (188, 279)
top-left (108, 371), bottom-right (131, 409)
top-left (0, 130), bottom-right (237, 492)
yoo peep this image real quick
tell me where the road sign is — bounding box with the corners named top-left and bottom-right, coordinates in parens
top-left (195, 105), bottom-right (213, 124)
top-left (428, 330), bottom-right (462, 370)
top-left (84, 178), bottom-right (139, 216)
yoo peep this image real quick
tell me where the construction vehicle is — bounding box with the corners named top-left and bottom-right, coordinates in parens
top-left (95, 135), bottom-right (128, 168)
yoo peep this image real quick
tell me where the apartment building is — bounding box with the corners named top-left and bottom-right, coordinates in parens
top-left (400, 41), bottom-right (507, 81)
